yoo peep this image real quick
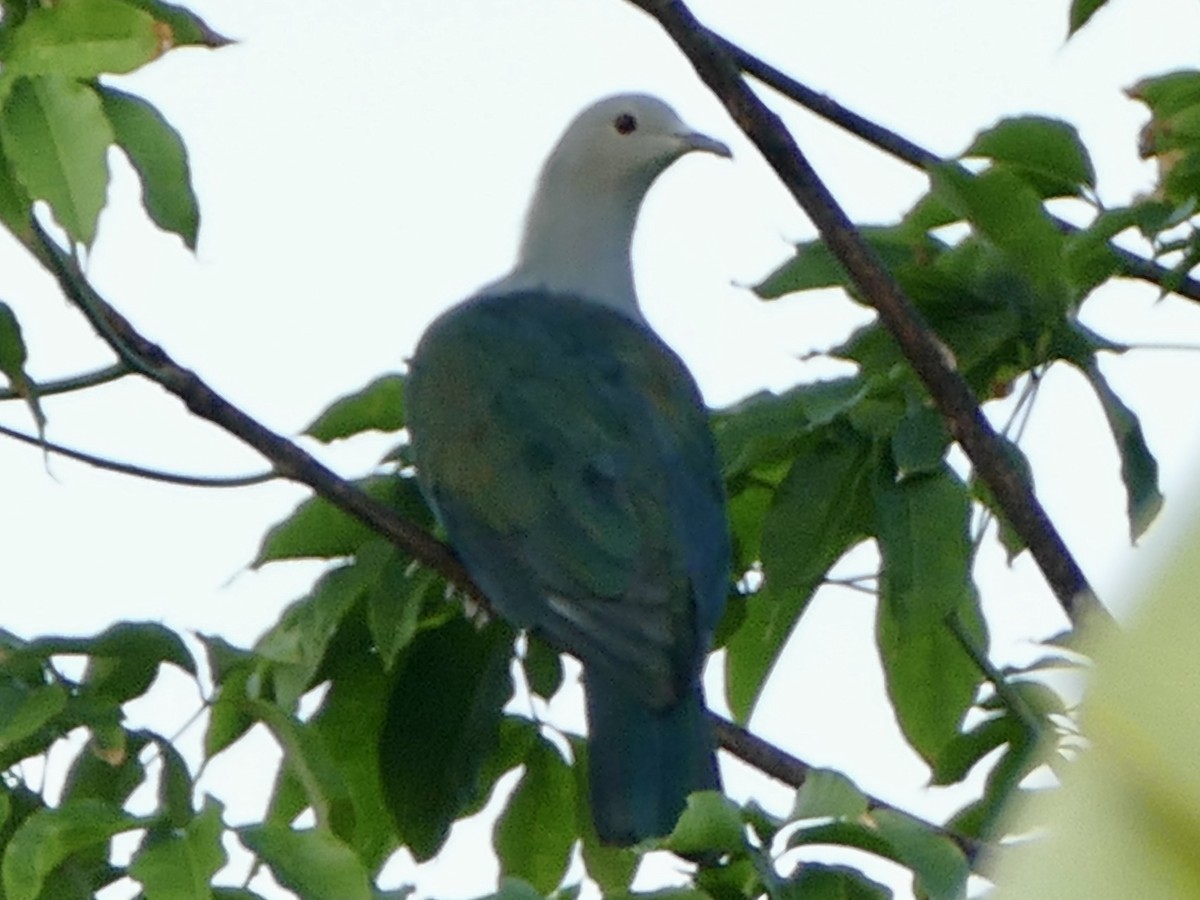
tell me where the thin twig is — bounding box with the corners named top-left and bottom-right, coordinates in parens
top-left (0, 362), bottom-right (129, 401)
top-left (0, 420), bottom-right (278, 488)
top-left (713, 34), bottom-right (1200, 305)
top-left (626, 0), bottom-right (1111, 630)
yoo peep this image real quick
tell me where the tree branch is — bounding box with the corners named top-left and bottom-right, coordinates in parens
top-left (626, 0), bottom-right (1111, 630)
top-left (711, 714), bottom-right (984, 864)
top-left (712, 34), bottom-right (1200, 305)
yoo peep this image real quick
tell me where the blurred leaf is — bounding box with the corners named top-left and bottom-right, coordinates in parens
top-left (715, 378), bottom-right (868, 481)
top-left (81, 621), bottom-right (198, 704)
top-left (0, 148), bottom-right (33, 236)
top-left (254, 475), bottom-right (431, 566)
top-left (522, 635), bottom-right (564, 700)
top-left (361, 542), bottom-right (431, 672)
top-left (871, 809), bottom-right (969, 900)
top-left (968, 434), bottom-right (1034, 562)
top-left (0, 0), bottom-right (160, 78)
top-left (494, 737), bottom-right (575, 893)
top-left (1, 799), bottom-right (138, 900)
top-left (754, 227), bottom-right (943, 300)
top-left (379, 617), bottom-right (514, 860)
top-left (930, 163), bottom-right (1068, 310)
top-left (965, 117), bottom-right (1096, 194)
top-left (725, 424), bottom-right (873, 722)
top-left (0, 679), bottom-right (67, 766)
top-left (1128, 70), bottom-right (1200, 120)
top-left (148, 732), bottom-right (195, 829)
top-left (874, 467), bottom-right (984, 763)
top-left (784, 864), bottom-right (891, 900)
top-left (992, 505), bottom-right (1200, 898)
top-left (792, 769), bottom-right (869, 821)
top-left (98, 86), bottom-right (198, 248)
top-left (0, 301), bottom-right (44, 432)
top-left (306, 374), bottom-right (407, 442)
top-left (1072, 358), bottom-right (1163, 540)
top-left (931, 713), bottom-right (1022, 786)
top-left (890, 405), bottom-right (949, 477)
top-left (240, 824), bottom-right (374, 900)
top-left (666, 792), bottom-right (746, 857)
top-left (130, 798), bottom-right (226, 900)
top-left (0, 75), bottom-right (112, 245)
top-left (61, 728), bottom-right (147, 809)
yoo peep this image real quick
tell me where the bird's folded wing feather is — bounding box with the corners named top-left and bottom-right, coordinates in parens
top-left (408, 291), bottom-right (728, 710)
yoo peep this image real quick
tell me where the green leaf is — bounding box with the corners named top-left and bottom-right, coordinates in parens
top-left (1, 799), bottom-right (139, 900)
top-left (725, 424), bottom-right (873, 722)
top-left (715, 377), bottom-right (867, 480)
top-left (379, 617), bottom-right (514, 860)
top-left (130, 798), bottom-right (227, 900)
top-left (968, 434), bottom-right (1034, 562)
top-left (931, 713), bottom-right (1023, 786)
top-left (305, 374), bottom-right (407, 442)
top-left (246, 699), bottom-right (356, 840)
top-left (1068, 0), bottom-right (1109, 34)
top-left (1127, 70), bottom-right (1200, 120)
top-left (0, 301), bottom-right (44, 432)
top-left (0, 0), bottom-right (161, 78)
top-left (1073, 358), bottom-right (1163, 540)
top-left (522, 635), bottom-right (564, 700)
top-left (239, 824), bottom-right (374, 900)
top-left (361, 542), bottom-right (430, 671)
top-left (0, 146), bottom-right (33, 236)
top-left (0, 681), bottom-right (68, 764)
top-left (120, 0), bottom-right (234, 48)
top-left (665, 792), bottom-right (747, 857)
top-left (874, 467), bottom-right (984, 763)
top-left (791, 768), bottom-right (869, 821)
top-left (872, 809), bottom-right (969, 900)
top-left (0, 75), bottom-right (112, 245)
top-left (81, 621), bottom-right (198, 704)
top-left (784, 864), bottom-right (891, 900)
top-left (253, 475), bottom-right (431, 566)
top-left (61, 729), bottom-right (148, 809)
top-left (890, 405), bottom-right (949, 477)
top-left (494, 737), bottom-right (575, 893)
top-left (930, 163), bottom-right (1068, 310)
top-left (301, 633), bottom-right (398, 872)
top-left (754, 226), bottom-right (943, 301)
top-left (964, 116), bottom-right (1096, 194)
top-left (98, 86), bottom-right (198, 248)
top-left (149, 732), bottom-right (195, 829)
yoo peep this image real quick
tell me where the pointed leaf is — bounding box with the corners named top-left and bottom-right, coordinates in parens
top-left (98, 86), bottom-right (198, 248)
top-left (890, 405), bottom-right (949, 477)
top-left (1074, 358), bottom-right (1163, 540)
top-left (120, 0), bottom-right (234, 48)
top-left (1068, 0), bottom-right (1109, 34)
top-left (379, 617), bottom-right (514, 860)
top-left (0, 301), bottom-right (44, 432)
top-left (871, 809), bottom-right (969, 900)
top-left (239, 824), bottom-right (374, 900)
top-left (785, 864), bottom-right (891, 900)
top-left (254, 475), bottom-right (431, 565)
top-left (665, 792), bottom-right (747, 857)
top-left (874, 468), bottom-right (984, 763)
top-left (792, 768), bottom-right (869, 822)
top-left (130, 798), bottom-right (227, 900)
top-left (494, 737), bottom-right (575, 893)
top-left (965, 116), bottom-right (1096, 194)
top-left (0, 75), bottom-right (112, 245)
top-left (305, 374), bottom-right (407, 442)
top-left (2, 799), bottom-right (139, 900)
top-left (725, 424), bottom-right (873, 721)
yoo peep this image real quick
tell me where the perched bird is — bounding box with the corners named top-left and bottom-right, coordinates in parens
top-left (406, 94), bottom-right (731, 845)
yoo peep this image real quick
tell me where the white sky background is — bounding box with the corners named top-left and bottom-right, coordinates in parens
top-left (2, 0), bottom-right (1200, 897)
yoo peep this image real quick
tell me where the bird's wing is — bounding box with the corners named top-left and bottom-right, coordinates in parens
top-left (407, 291), bottom-right (729, 710)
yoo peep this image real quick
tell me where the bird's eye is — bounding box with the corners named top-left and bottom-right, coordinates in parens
top-left (613, 113), bottom-right (638, 135)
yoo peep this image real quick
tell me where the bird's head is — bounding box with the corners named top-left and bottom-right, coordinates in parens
top-left (540, 93), bottom-right (731, 197)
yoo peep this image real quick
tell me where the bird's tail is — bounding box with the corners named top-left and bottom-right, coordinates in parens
top-left (584, 667), bottom-right (721, 846)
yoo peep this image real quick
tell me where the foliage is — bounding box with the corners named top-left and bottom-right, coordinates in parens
top-left (0, 1), bottom-right (1196, 899)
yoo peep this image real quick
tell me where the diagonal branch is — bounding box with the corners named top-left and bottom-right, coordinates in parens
top-left (626, 0), bottom-right (1111, 630)
top-left (712, 34), bottom-right (1200, 305)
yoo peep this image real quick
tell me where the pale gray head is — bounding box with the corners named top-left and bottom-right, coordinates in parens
top-left (484, 93), bottom-right (730, 320)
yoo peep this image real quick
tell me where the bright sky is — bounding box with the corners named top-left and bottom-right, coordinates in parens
top-left (2, 0), bottom-right (1200, 897)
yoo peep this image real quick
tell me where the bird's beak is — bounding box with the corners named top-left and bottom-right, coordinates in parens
top-left (679, 130), bottom-right (732, 159)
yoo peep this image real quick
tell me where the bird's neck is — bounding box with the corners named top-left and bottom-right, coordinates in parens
top-left (489, 178), bottom-right (647, 321)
